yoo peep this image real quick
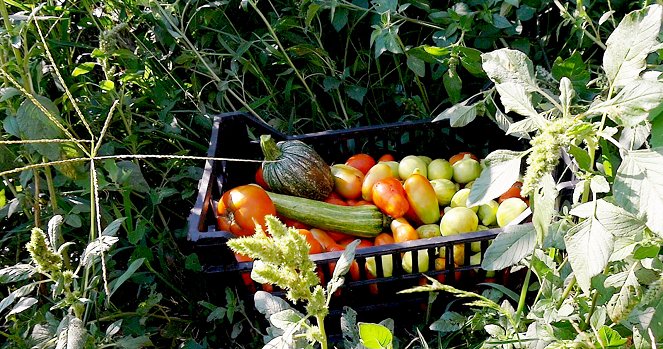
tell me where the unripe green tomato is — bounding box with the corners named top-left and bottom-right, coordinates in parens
top-left (470, 225), bottom-right (489, 252)
top-left (402, 250), bottom-right (429, 273)
top-left (428, 159), bottom-right (454, 181)
top-left (443, 206), bottom-right (453, 214)
top-left (470, 252), bottom-right (482, 266)
top-left (416, 224), bottom-right (441, 239)
top-left (477, 200), bottom-right (499, 226)
top-left (418, 155), bottom-right (433, 165)
top-left (430, 179), bottom-right (459, 206)
top-left (439, 207), bottom-right (479, 236)
top-left (366, 255), bottom-right (393, 278)
top-left (379, 161), bottom-right (400, 178)
top-left (465, 180), bottom-right (475, 189)
top-left (399, 155), bottom-right (428, 180)
top-left (452, 156), bottom-right (482, 184)
top-left (450, 188), bottom-right (478, 212)
top-left (496, 198), bottom-right (528, 227)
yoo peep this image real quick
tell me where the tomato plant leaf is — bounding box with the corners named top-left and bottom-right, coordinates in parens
top-left (613, 148), bottom-right (663, 237)
top-left (564, 217), bottom-right (614, 293)
top-left (358, 322), bottom-right (393, 349)
top-left (467, 149), bottom-right (524, 207)
top-left (481, 224), bottom-right (536, 270)
top-left (603, 4), bottom-right (663, 88)
top-left (432, 99), bottom-right (477, 127)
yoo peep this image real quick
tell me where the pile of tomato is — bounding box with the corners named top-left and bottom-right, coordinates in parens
top-left (218, 151), bottom-right (529, 289)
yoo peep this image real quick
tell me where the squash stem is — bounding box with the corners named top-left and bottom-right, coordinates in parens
top-left (260, 135), bottom-right (281, 161)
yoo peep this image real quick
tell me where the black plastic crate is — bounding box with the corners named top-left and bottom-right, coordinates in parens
top-left (187, 112), bottom-right (531, 311)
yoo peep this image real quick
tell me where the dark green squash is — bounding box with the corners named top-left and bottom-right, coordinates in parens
top-left (260, 135), bottom-right (334, 200)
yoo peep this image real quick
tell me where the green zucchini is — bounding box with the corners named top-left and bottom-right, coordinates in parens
top-left (266, 191), bottom-right (391, 238)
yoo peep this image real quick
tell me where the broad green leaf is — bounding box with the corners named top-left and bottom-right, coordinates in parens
top-left (506, 116), bottom-right (540, 135)
top-left (443, 67), bottom-right (462, 103)
top-left (606, 263), bottom-right (640, 323)
top-left (16, 95), bottom-right (65, 160)
top-left (102, 218), bottom-right (126, 237)
top-left (82, 235), bottom-right (119, 266)
top-left (552, 52), bottom-right (590, 92)
top-left (559, 77), bottom-right (574, 117)
top-left (429, 311), bottom-right (466, 332)
top-left (597, 326), bottom-right (628, 347)
top-left (341, 307), bottom-right (360, 348)
top-left (481, 48), bottom-right (537, 88)
top-left (432, 100), bottom-right (477, 127)
top-left (110, 258), bottom-right (144, 296)
top-left (359, 322), bottom-right (393, 349)
top-left (346, 85), bottom-right (367, 105)
top-left (0, 87), bottom-right (20, 102)
top-left (55, 315), bottom-right (87, 349)
top-left (568, 145), bottom-right (592, 171)
top-left (0, 264), bottom-right (35, 284)
top-left (270, 309), bottom-right (304, 330)
top-left (652, 114), bottom-right (663, 148)
top-left (407, 54), bottom-right (425, 77)
top-left (0, 284), bottom-right (35, 314)
top-left (603, 5), bottom-right (663, 88)
top-left (590, 80), bottom-right (663, 127)
top-left (467, 150), bottom-right (525, 207)
top-left (185, 253), bottom-right (202, 272)
top-left (372, 0), bottom-right (397, 14)
top-left (619, 121), bottom-right (651, 150)
top-left (590, 176), bottom-right (610, 194)
top-left (100, 80), bottom-right (115, 91)
top-left (332, 239), bottom-right (359, 280)
top-left (613, 148), bottom-right (663, 237)
top-left (481, 224), bottom-right (536, 270)
top-left (331, 7), bottom-right (349, 32)
top-left (495, 82), bottom-right (539, 118)
top-left (72, 62), bottom-right (96, 76)
top-left (8, 297), bottom-right (37, 315)
top-left (113, 161), bottom-right (150, 193)
top-left (254, 291), bottom-right (293, 318)
top-left (491, 14), bottom-right (512, 29)
top-left (115, 335), bottom-right (153, 349)
top-left (533, 174), bottom-right (558, 243)
top-left (564, 217), bottom-right (614, 293)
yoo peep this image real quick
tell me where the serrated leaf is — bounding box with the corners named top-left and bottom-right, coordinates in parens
top-left (109, 258), bottom-right (144, 297)
top-left (564, 218), bottom-right (614, 293)
top-left (569, 200), bottom-right (645, 238)
top-left (497, 82), bottom-right (540, 118)
top-left (607, 263), bottom-right (641, 323)
top-left (613, 148), bottom-right (663, 237)
top-left (0, 264), bottom-right (35, 284)
top-left (429, 311), bottom-right (466, 332)
top-left (16, 95), bottom-right (64, 160)
top-left (467, 150), bottom-right (525, 207)
top-left (432, 100), bottom-right (477, 127)
top-left (603, 5), bottom-right (663, 88)
top-left (481, 48), bottom-right (537, 88)
top-left (359, 322), bottom-right (393, 349)
top-left (481, 224), bottom-right (536, 270)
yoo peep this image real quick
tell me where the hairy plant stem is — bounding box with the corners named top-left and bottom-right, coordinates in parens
top-left (514, 267), bottom-right (531, 328)
top-left (316, 315), bottom-right (328, 349)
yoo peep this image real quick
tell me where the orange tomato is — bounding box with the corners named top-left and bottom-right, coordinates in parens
top-left (310, 228), bottom-right (341, 251)
top-left (217, 185), bottom-right (276, 236)
top-left (374, 232), bottom-right (395, 246)
top-left (498, 181), bottom-right (527, 204)
top-left (298, 229), bottom-right (324, 254)
top-left (390, 218), bottom-right (419, 243)
top-left (449, 152), bottom-right (479, 165)
top-left (255, 166), bottom-right (270, 189)
top-left (235, 253), bottom-right (256, 292)
top-left (331, 164), bottom-right (364, 200)
top-left (327, 231), bottom-right (350, 242)
top-left (345, 154), bottom-right (376, 175)
top-left (377, 154), bottom-right (396, 162)
top-left (361, 163), bottom-right (394, 201)
top-left (347, 199), bottom-right (372, 206)
top-left (338, 238), bottom-right (374, 249)
top-left (372, 177), bottom-right (410, 218)
top-left (403, 174), bottom-right (440, 224)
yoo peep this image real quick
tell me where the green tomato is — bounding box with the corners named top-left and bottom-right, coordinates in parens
top-left (418, 155), bottom-right (433, 165)
top-left (416, 224), bottom-right (441, 239)
top-left (439, 207), bottom-right (478, 236)
top-left (477, 200), bottom-right (499, 226)
top-left (430, 179), bottom-right (459, 206)
top-left (399, 155), bottom-right (428, 180)
top-left (380, 161), bottom-right (400, 178)
top-left (470, 225), bottom-right (489, 252)
top-left (470, 252), bottom-right (482, 266)
top-left (366, 255), bottom-right (393, 278)
top-left (452, 156), bottom-right (482, 184)
top-left (496, 198), bottom-right (528, 227)
top-left (402, 250), bottom-right (429, 273)
top-left (450, 188), bottom-right (478, 212)
top-left (428, 159), bottom-right (453, 181)
top-left (464, 180), bottom-right (475, 189)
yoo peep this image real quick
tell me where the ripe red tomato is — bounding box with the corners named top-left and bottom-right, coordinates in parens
top-left (372, 177), bottom-right (410, 218)
top-left (449, 152), bottom-right (479, 165)
top-left (377, 154), bottom-right (396, 162)
top-left (255, 166), bottom-right (270, 189)
top-left (345, 154), bottom-right (376, 175)
top-left (217, 185), bottom-right (276, 236)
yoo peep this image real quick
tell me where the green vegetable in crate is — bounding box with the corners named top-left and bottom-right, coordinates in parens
top-left (260, 135), bottom-right (334, 200)
top-left (266, 191), bottom-right (391, 237)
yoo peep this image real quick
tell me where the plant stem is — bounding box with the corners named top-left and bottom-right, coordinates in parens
top-left (316, 315), bottom-right (328, 349)
top-left (144, 260), bottom-right (189, 300)
top-left (553, 0), bottom-right (606, 50)
top-left (556, 277), bottom-right (576, 309)
top-left (514, 267), bottom-right (531, 329)
top-left (582, 290), bottom-right (600, 331)
top-left (33, 169), bottom-right (41, 227)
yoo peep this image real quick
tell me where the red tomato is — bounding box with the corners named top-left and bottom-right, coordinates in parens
top-left (345, 154), bottom-right (376, 175)
top-left (347, 199), bottom-right (372, 206)
top-left (374, 233), bottom-right (395, 246)
top-left (498, 181), bottom-right (527, 203)
top-left (255, 166), bottom-right (270, 189)
top-left (338, 238), bottom-right (374, 249)
top-left (449, 152), bottom-right (479, 165)
top-left (327, 231), bottom-right (350, 242)
top-left (310, 228), bottom-right (342, 251)
top-left (217, 185), bottom-right (276, 236)
top-left (377, 154), bottom-right (396, 162)
top-left (324, 197), bottom-right (348, 206)
top-left (298, 229), bottom-right (324, 254)
top-left (372, 178), bottom-right (410, 218)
